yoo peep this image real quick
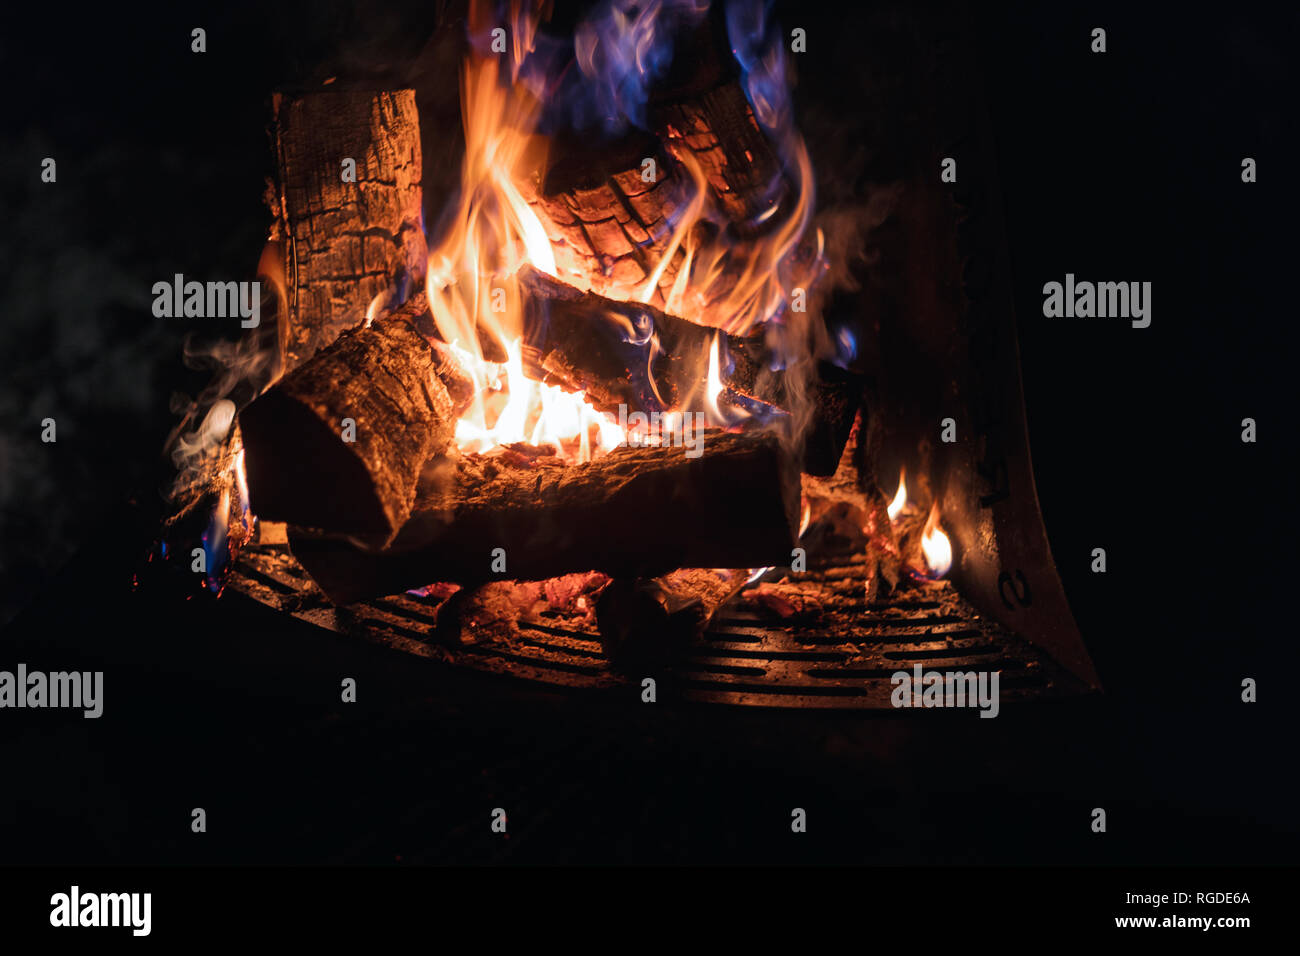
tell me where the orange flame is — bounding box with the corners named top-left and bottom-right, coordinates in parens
top-left (667, 137), bottom-right (821, 336)
top-left (426, 1), bottom-right (823, 463)
top-left (887, 468), bottom-right (907, 521)
top-left (424, 49), bottom-right (620, 463)
top-left (920, 502), bottom-right (952, 578)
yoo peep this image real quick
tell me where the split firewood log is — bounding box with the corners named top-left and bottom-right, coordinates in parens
top-left (517, 265), bottom-right (860, 474)
top-left (529, 130), bottom-right (694, 309)
top-left (239, 314), bottom-right (466, 546)
top-left (269, 89), bottom-right (426, 371)
top-left (288, 429), bottom-right (800, 605)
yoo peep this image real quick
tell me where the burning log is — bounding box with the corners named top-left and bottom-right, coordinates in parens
top-left (157, 415), bottom-right (255, 593)
top-left (518, 263), bottom-right (718, 415)
top-left (288, 429), bottom-right (801, 605)
top-left (531, 131), bottom-right (693, 308)
top-left (595, 567), bottom-right (748, 667)
top-left (801, 412), bottom-right (905, 601)
top-left (642, 9), bottom-right (787, 229)
top-left (239, 315), bottom-right (464, 546)
top-left (528, 65), bottom-right (789, 304)
top-left (517, 265), bottom-right (860, 474)
top-left (269, 89), bottom-right (425, 371)
top-left (655, 80), bottom-right (785, 228)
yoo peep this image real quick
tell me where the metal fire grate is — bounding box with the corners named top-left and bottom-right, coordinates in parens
top-left (228, 544), bottom-right (1087, 709)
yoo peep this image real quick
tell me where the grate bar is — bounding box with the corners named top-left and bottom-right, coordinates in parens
top-left (229, 547), bottom-right (1085, 709)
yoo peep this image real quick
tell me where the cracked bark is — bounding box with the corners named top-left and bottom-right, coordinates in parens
top-left (287, 429), bottom-right (801, 605)
top-left (239, 316), bottom-right (465, 547)
top-left (270, 89), bottom-right (425, 371)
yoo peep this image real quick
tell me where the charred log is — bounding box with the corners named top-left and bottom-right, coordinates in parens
top-left (269, 89), bottom-right (425, 371)
top-left (655, 80), bottom-right (786, 229)
top-left (288, 429), bottom-right (800, 605)
top-left (530, 130), bottom-right (693, 309)
top-left (239, 316), bottom-right (463, 546)
top-left (644, 8), bottom-right (788, 228)
top-left (517, 265), bottom-right (860, 474)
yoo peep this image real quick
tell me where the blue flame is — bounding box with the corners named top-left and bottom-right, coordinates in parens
top-left (570, 0), bottom-right (708, 133)
top-left (200, 517), bottom-right (225, 593)
top-left (726, 0), bottom-right (791, 136)
top-left (475, 0), bottom-right (710, 138)
top-left (836, 325), bottom-right (857, 365)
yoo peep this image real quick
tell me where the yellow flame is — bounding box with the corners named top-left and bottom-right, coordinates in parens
top-left (450, 336), bottom-right (624, 459)
top-left (638, 150), bottom-right (708, 305)
top-left (921, 502), bottom-right (952, 578)
top-left (704, 332), bottom-right (727, 424)
top-left (423, 49), bottom-right (620, 463)
top-left (887, 468), bottom-right (907, 521)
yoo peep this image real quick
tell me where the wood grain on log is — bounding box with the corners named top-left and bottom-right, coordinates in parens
top-left (528, 79), bottom-right (789, 307)
top-left (270, 89), bottom-right (425, 371)
top-left (288, 429), bottom-right (800, 605)
top-left (239, 316), bottom-right (459, 546)
top-left (656, 80), bottom-right (786, 228)
top-left (517, 265), bottom-right (860, 474)
top-left (530, 131), bottom-right (693, 309)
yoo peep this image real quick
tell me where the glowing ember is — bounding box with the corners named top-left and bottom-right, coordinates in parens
top-left (920, 502), bottom-right (952, 578)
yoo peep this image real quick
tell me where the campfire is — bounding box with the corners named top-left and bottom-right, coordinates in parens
top-left (158, 0), bottom-right (1097, 703)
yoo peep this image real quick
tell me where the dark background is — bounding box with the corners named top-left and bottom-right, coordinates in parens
top-left (0, 0), bottom-right (1295, 865)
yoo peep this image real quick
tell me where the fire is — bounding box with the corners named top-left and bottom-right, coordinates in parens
top-left (884, 469), bottom-right (952, 580)
top-left (886, 468), bottom-right (907, 521)
top-left (233, 447), bottom-right (251, 521)
top-left (703, 332), bottom-right (727, 425)
top-left (423, 46), bottom-right (615, 464)
top-left (451, 336), bottom-right (624, 460)
top-left (920, 502), bottom-right (952, 578)
top-left (422, 0), bottom-right (825, 464)
top-left (662, 140), bottom-right (821, 335)
top-left (200, 444), bottom-right (254, 594)
top-left (639, 150), bottom-right (708, 310)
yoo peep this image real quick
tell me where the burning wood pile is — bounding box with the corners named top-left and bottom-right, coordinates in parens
top-left (162, 0), bottom-right (954, 668)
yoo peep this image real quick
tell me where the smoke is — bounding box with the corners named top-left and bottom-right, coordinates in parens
top-left (162, 245), bottom-right (283, 504)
